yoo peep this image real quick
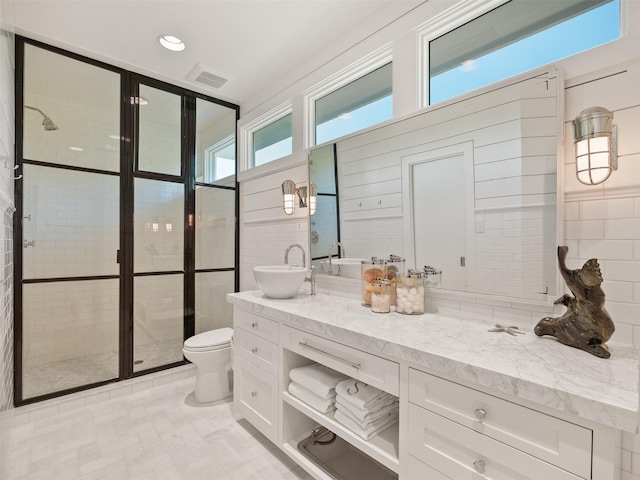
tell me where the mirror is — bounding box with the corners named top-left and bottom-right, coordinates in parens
top-left (309, 144), bottom-right (339, 265)
top-left (310, 68), bottom-right (562, 303)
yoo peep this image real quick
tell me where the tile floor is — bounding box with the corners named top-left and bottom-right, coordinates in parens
top-left (6, 375), bottom-right (313, 480)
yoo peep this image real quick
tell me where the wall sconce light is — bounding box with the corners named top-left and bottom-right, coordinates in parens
top-left (573, 106), bottom-right (617, 185)
top-left (309, 183), bottom-right (317, 216)
top-left (282, 180), bottom-right (308, 215)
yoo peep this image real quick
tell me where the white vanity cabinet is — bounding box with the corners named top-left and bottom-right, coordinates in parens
top-left (280, 325), bottom-right (401, 477)
top-left (407, 368), bottom-right (592, 479)
top-left (233, 309), bottom-right (279, 443)
top-left (229, 293), bottom-right (629, 480)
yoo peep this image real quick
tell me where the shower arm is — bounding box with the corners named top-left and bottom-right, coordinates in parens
top-left (24, 105), bottom-right (46, 117)
top-left (24, 105), bottom-right (59, 131)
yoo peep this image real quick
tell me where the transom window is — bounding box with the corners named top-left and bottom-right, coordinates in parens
top-left (204, 136), bottom-right (235, 182)
top-left (429, 0), bottom-right (620, 104)
top-left (253, 113), bottom-right (292, 167)
top-left (315, 62), bottom-right (392, 145)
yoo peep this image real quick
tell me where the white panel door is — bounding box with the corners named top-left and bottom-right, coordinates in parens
top-left (410, 150), bottom-right (468, 291)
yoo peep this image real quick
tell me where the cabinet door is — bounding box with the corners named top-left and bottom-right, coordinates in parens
top-left (235, 327), bottom-right (279, 377)
top-left (407, 455), bottom-right (451, 480)
top-left (408, 404), bottom-right (581, 480)
top-left (235, 309), bottom-right (279, 343)
top-left (408, 369), bottom-right (591, 478)
top-left (234, 356), bottom-right (279, 443)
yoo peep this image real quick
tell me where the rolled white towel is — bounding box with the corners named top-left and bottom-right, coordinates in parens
top-left (288, 381), bottom-right (336, 414)
top-left (336, 396), bottom-right (398, 424)
top-left (334, 409), bottom-right (398, 441)
top-left (289, 364), bottom-right (349, 400)
top-left (335, 378), bottom-right (394, 410)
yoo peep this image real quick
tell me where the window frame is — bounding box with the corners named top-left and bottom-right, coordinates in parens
top-left (417, 0), bottom-right (507, 109)
top-left (418, 0), bottom-right (622, 107)
top-left (239, 101), bottom-right (292, 173)
top-left (203, 135), bottom-right (235, 183)
top-left (303, 46), bottom-right (393, 148)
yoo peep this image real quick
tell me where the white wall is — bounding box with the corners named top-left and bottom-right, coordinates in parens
top-left (236, 3), bottom-right (640, 478)
top-left (0, 0), bottom-right (15, 475)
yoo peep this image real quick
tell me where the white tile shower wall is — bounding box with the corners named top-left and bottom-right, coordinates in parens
top-left (134, 178), bottom-right (184, 273)
top-left (22, 165), bottom-right (119, 279)
top-left (22, 280), bottom-right (119, 368)
top-left (0, 1), bottom-right (15, 477)
top-left (134, 275), bottom-right (184, 348)
top-left (138, 115), bottom-right (181, 175)
top-left (195, 185), bottom-right (235, 270)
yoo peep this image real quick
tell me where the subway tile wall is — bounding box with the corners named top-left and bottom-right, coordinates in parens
top-left (0, 1), bottom-right (14, 477)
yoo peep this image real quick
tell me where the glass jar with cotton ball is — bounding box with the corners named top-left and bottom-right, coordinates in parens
top-left (395, 270), bottom-right (426, 315)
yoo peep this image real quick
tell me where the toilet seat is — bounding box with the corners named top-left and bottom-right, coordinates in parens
top-left (184, 327), bottom-right (233, 352)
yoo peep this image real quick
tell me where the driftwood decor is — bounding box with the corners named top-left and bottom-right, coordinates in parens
top-left (534, 246), bottom-right (615, 359)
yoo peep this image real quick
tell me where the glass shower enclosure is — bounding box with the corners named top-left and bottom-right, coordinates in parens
top-left (16, 38), bottom-right (239, 404)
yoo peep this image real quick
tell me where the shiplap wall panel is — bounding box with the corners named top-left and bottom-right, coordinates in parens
top-left (241, 163), bottom-right (308, 224)
top-left (337, 72), bottom-right (558, 221)
top-left (343, 178), bottom-right (402, 199)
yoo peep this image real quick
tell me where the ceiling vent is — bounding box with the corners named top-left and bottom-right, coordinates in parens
top-left (187, 64), bottom-right (229, 89)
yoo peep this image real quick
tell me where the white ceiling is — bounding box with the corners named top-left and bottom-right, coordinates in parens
top-left (5, 0), bottom-right (423, 113)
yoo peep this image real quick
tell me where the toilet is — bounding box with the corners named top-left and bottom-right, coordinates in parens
top-left (183, 327), bottom-right (234, 403)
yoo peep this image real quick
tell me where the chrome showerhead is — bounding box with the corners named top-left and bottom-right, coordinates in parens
top-left (25, 105), bottom-right (59, 131)
top-left (42, 116), bottom-right (59, 131)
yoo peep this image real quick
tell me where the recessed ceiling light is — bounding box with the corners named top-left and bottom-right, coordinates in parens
top-left (108, 134), bottom-right (120, 140)
top-left (69, 146), bottom-right (84, 152)
top-left (159, 35), bottom-right (185, 52)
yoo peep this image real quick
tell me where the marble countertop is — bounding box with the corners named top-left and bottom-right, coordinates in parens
top-left (228, 290), bottom-right (639, 433)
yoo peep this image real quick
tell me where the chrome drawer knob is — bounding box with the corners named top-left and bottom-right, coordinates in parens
top-left (251, 391), bottom-right (257, 397)
top-left (474, 408), bottom-right (487, 421)
top-left (251, 347), bottom-right (258, 354)
top-left (473, 460), bottom-right (486, 474)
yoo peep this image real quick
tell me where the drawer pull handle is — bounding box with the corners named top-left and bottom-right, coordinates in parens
top-left (251, 322), bottom-right (258, 328)
top-left (298, 342), bottom-right (361, 370)
top-left (251, 347), bottom-right (258, 354)
top-left (251, 391), bottom-right (257, 397)
top-left (473, 460), bottom-right (486, 474)
top-left (474, 408), bottom-right (487, 421)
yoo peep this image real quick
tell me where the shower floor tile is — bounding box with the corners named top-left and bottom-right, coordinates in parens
top-left (23, 340), bottom-right (183, 399)
top-left (7, 376), bottom-right (313, 480)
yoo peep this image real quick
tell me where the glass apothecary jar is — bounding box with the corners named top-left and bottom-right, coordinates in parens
top-left (361, 257), bottom-right (387, 306)
top-left (423, 265), bottom-right (442, 289)
top-left (395, 270), bottom-right (425, 315)
top-left (370, 279), bottom-right (391, 313)
top-left (386, 255), bottom-right (405, 305)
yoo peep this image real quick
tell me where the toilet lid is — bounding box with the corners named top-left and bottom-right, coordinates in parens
top-left (184, 327), bottom-right (233, 351)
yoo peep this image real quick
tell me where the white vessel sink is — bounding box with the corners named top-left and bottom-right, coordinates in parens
top-left (321, 258), bottom-right (366, 279)
top-left (253, 265), bottom-right (308, 298)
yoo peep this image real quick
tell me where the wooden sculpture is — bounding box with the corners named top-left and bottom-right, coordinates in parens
top-left (534, 246), bottom-right (615, 358)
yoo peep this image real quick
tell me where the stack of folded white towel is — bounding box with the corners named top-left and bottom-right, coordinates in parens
top-left (288, 363), bottom-right (349, 414)
top-left (334, 378), bottom-right (399, 441)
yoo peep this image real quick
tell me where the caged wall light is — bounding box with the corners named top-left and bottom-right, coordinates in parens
top-left (573, 106), bottom-right (617, 186)
top-left (282, 180), bottom-right (317, 215)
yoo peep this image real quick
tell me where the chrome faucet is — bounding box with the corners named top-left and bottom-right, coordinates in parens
top-left (306, 266), bottom-right (316, 295)
top-left (284, 243), bottom-right (315, 295)
top-left (327, 242), bottom-right (346, 276)
top-left (284, 243), bottom-right (306, 267)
